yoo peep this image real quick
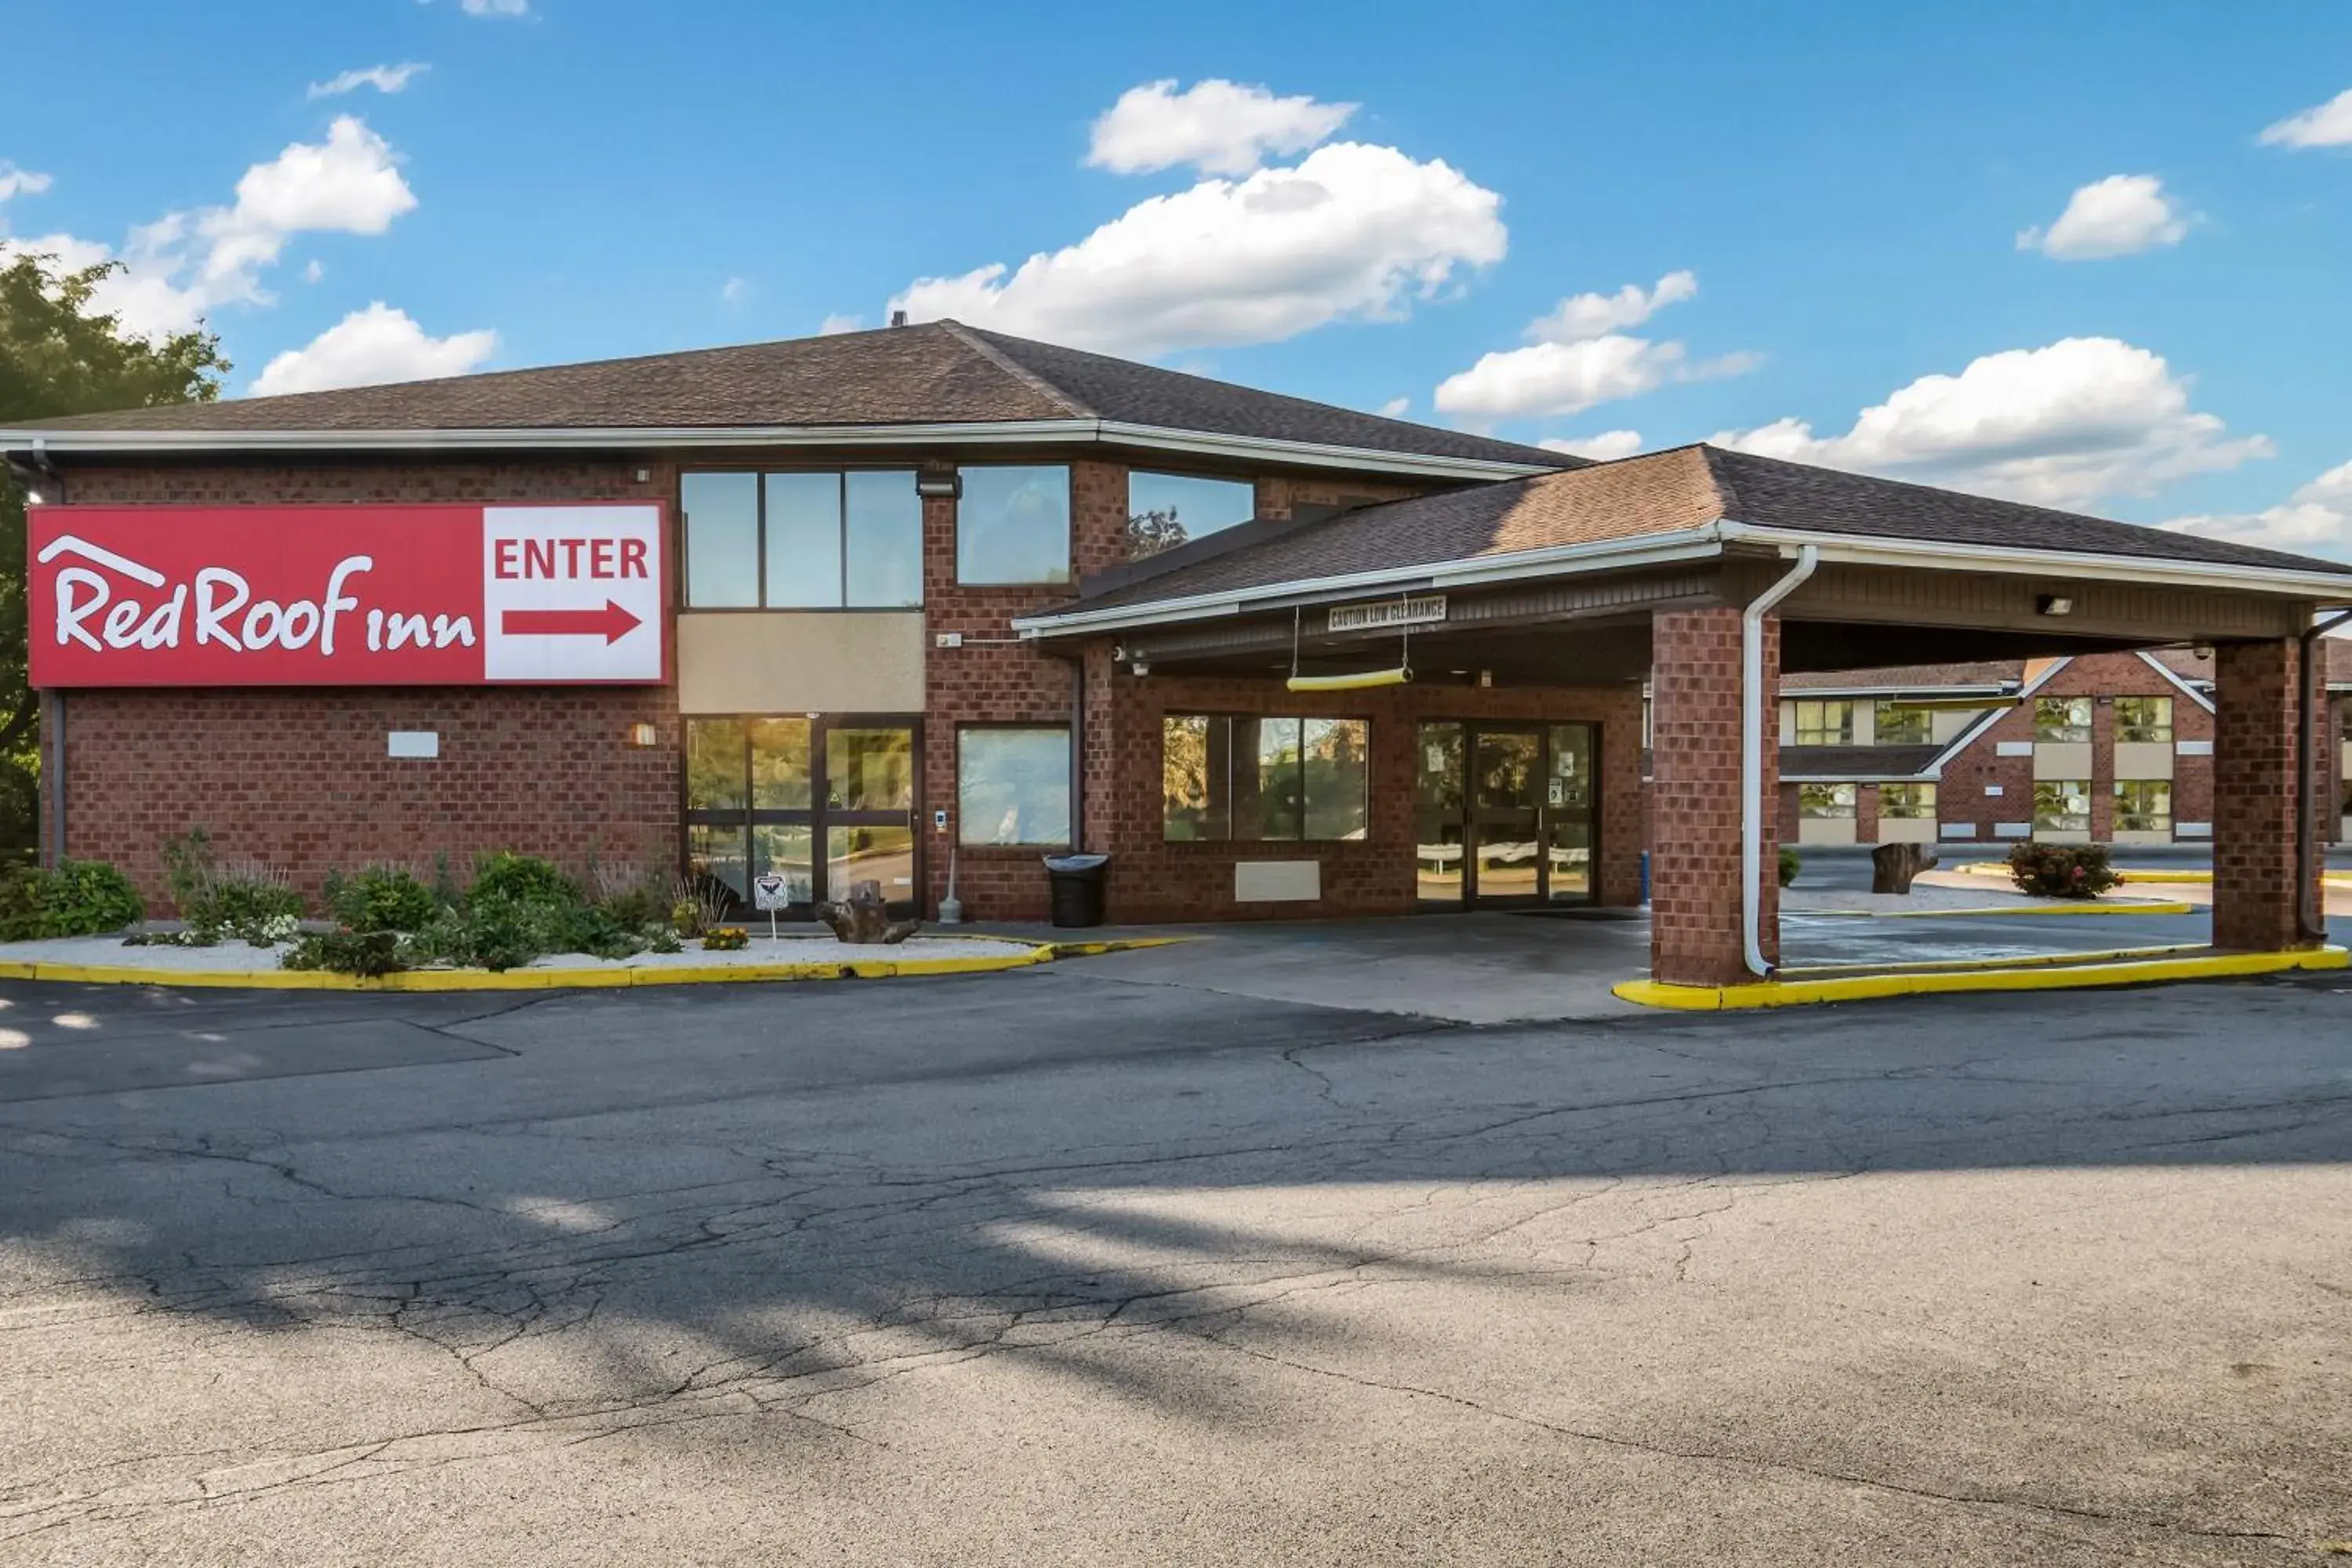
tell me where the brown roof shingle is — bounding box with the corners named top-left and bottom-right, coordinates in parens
top-left (16, 320), bottom-right (1576, 468)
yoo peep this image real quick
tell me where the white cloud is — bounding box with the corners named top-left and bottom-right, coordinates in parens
top-left (0, 162), bottom-right (52, 202)
top-left (250, 302), bottom-right (494, 396)
top-left (720, 275), bottom-right (749, 306)
top-left (1710, 337), bottom-right (2272, 510)
top-left (1432, 270), bottom-right (1751, 421)
top-left (198, 116), bottom-right (416, 296)
top-left (1541, 430), bottom-right (1644, 462)
top-left (818, 312), bottom-right (863, 335)
top-left (892, 141), bottom-right (1504, 358)
top-left (1523, 270), bottom-right (1696, 342)
top-left (1377, 396), bottom-right (1409, 418)
top-left (302, 258), bottom-right (324, 283)
top-left (2163, 460), bottom-right (2352, 556)
top-left (461, 0), bottom-right (529, 15)
top-left (0, 118), bottom-right (418, 341)
top-left (308, 62), bottom-right (428, 99)
top-left (1087, 78), bottom-right (1356, 177)
top-left (2017, 174), bottom-right (2189, 260)
top-left (2259, 87), bottom-right (2352, 150)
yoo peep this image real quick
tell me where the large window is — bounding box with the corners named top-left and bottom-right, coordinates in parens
top-left (1798, 782), bottom-right (1857, 819)
top-left (1127, 470), bottom-right (1256, 558)
top-left (1879, 782), bottom-right (1936, 820)
top-left (2035, 696), bottom-right (2093, 743)
top-left (2114, 695), bottom-right (2174, 743)
top-left (681, 470), bottom-right (922, 608)
top-left (1791, 700), bottom-right (1853, 746)
top-left (959, 727), bottom-right (1071, 847)
top-left (958, 466), bottom-right (1071, 585)
top-left (1163, 715), bottom-right (1370, 841)
top-left (2114, 779), bottom-right (2172, 833)
top-left (1874, 701), bottom-right (1932, 746)
top-left (2034, 779), bottom-right (2091, 833)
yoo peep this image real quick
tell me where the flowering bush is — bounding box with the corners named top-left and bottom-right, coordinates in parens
top-left (2006, 842), bottom-right (2122, 899)
top-left (700, 926), bottom-right (748, 952)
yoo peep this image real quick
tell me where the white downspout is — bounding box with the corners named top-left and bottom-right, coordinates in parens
top-left (1742, 545), bottom-right (1820, 978)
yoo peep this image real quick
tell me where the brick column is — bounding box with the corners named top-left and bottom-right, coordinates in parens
top-left (1650, 607), bottom-right (1778, 985)
top-left (2212, 639), bottom-right (2316, 951)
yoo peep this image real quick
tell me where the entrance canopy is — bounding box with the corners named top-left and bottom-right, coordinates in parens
top-left (1014, 445), bottom-right (2352, 679)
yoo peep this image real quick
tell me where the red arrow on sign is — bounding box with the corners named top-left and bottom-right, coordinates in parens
top-left (499, 601), bottom-right (642, 644)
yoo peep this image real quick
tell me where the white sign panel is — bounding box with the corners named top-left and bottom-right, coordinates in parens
top-left (1327, 595), bottom-right (1446, 634)
top-left (481, 505), bottom-right (665, 682)
top-left (751, 872), bottom-right (793, 912)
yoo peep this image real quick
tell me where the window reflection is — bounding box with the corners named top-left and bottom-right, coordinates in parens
top-left (957, 466), bottom-right (1070, 585)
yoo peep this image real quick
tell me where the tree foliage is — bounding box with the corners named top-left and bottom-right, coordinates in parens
top-left (0, 253), bottom-right (228, 848)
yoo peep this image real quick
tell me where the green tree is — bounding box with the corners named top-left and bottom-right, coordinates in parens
top-left (0, 254), bottom-right (228, 848)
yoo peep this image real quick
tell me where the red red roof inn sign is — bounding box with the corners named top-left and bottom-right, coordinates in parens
top-left (27, 503), bottom-right (669, 686)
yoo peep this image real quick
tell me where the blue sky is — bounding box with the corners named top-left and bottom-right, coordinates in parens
top-left (5, 0), bottom-right (2350, 554)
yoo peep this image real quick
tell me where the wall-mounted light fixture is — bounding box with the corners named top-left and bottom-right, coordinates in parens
top-left (1131, 660), bottom-right (1150, 677)
top-left (915, 470), bottom-right (962, 500)
top-left (2036, 594), bottom-right (2074, 617)
top-left (626, 722), bottom-right (659, 748)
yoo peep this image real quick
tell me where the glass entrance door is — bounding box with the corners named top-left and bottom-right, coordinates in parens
top-left (684, 715), bottom-right (922, 916)
top-left (1414, 720), bottom-right (1600, 908)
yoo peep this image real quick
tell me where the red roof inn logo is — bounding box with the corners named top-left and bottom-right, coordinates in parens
top-left (28, 503), bottom-right (667, 687)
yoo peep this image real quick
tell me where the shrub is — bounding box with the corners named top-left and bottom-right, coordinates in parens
top-left (671, 873), bottom-right (731, 938)
top-left (1777, 846), bottom-right (1802, 888)
top-left (2006, 842), bottom-right (2122, 900)
top-left (325, 864), bottom-right (441, 934)
top-left (0, 867), bottom-right (45, 942)
top-left (591, 861), bottom-right (662, 930)
top-left (185, 861), bottom-right (304, 943)
top-left (281, 930), bottom-right (406, 977)
top-left (469, 851), bottom-right (579, 906)
top-left (38, 860), bottom-right (145, 937)
top-left (700, 925), bottom-right (747, 952)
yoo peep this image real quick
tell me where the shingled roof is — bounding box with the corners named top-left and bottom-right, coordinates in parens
top-left (12, 320), bottom-right (1574, 468)
top-left (1063, 444), bottom-right (2352, 615)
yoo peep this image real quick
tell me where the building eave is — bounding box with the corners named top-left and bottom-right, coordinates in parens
top-left (0, 419), bottom-right (1557, 483)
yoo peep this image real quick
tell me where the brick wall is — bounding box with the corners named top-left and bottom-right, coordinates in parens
top-left (1650, 608), bottom-right (1773, 986)
top-left (2211, 639), bottom-right (2314, 950)
top-left (45, 459), bottom-right (680, 907)
top-left (1073, 670), bottom-right (1642, 924)
top-left (920, 459), bottom-right (1127, 920)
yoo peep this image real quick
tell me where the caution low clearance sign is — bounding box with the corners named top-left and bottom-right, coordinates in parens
top-left (29, 503), bottom-right (669, 687)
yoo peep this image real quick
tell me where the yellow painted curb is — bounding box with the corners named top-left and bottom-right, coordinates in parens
top-left (1802, 899), bottom-right (2197, 919)
top-left (1957, 862), bottom-right (2352, 887)
top-left (1613, 946), bottom-right (2349, 1011)
top-left (1779, 942), bottom-right (2203, 978)
top-left (0, 936), bottom-right (1184, 993)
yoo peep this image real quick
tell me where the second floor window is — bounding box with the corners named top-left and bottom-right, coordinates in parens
top-left (2035, 696), bottom-right (2093, 743)
top-left (2114, 695), bottom-right (2174, 743)
top-left (1874, 701), bottom-right (1932, 746)
top-left (1127, 470), bottom-right (1256, 558)
top-left (959, 466), bottom-right (1072, 586)
top-left (1791, 700), bottom-right (1853, 746)
top-left (681, 470), bottom-right (922, 608)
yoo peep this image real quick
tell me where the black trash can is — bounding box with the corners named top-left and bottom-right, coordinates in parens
top-left (1042, 853), bottom-right (1110, 928)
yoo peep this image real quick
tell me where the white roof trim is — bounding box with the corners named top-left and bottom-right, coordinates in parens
top-left (0, 417), bottom-right (1555, 482)
top-left (2134, 649), bottom-right (2217, 713)
top-left (1719, 521), bottom-right (2352, 601)
top-left (1013, 526), bottom-right (1727, 637)
top-left (1917, 656), bottom-right (2072, 779)
top-left (1778, 683), bottom-right (2016, 699)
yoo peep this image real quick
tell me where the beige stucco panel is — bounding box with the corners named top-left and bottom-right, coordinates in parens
top-left (677, 612), bottom-right (925, 714)
top-left (2112, 742), bottom-right (2175, 780)
top-left (1930, 708), bottom-right (1987, 744)
top-left (2113, 829), bottom-right (2173, 846)
top-left (1876, 817), bottom-right (1936, 844)
top-left (2033, 742), bottom-right (2093, 781)
top-left (1797, 818), bottom-right (1858, 846)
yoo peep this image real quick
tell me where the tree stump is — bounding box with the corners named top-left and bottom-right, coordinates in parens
top-left (1871, 841), bottom-right (1938, 895)
top-left (815, 880), bottom-right (923, 945)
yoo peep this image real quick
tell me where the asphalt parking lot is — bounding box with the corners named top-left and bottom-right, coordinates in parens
top-left (2, 938), bottom-right (2350, 1566)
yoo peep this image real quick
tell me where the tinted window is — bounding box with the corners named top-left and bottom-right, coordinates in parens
top-left (959, 728), bottom-right (1071, 846)
top-left (1127, 471), bottom-right (1256, 558)
top-left (845, 470), bottom-right (924, 607)
top-left (958, 466), bottom-right (1070, 585)
top-left (683, 472), bottom-right (760, 607)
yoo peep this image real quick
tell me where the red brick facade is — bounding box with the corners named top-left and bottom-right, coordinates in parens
top-left (1650, 607), bottom-right (1777, 986)
top-left (2211, 640), bottom-right (2318, 951)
